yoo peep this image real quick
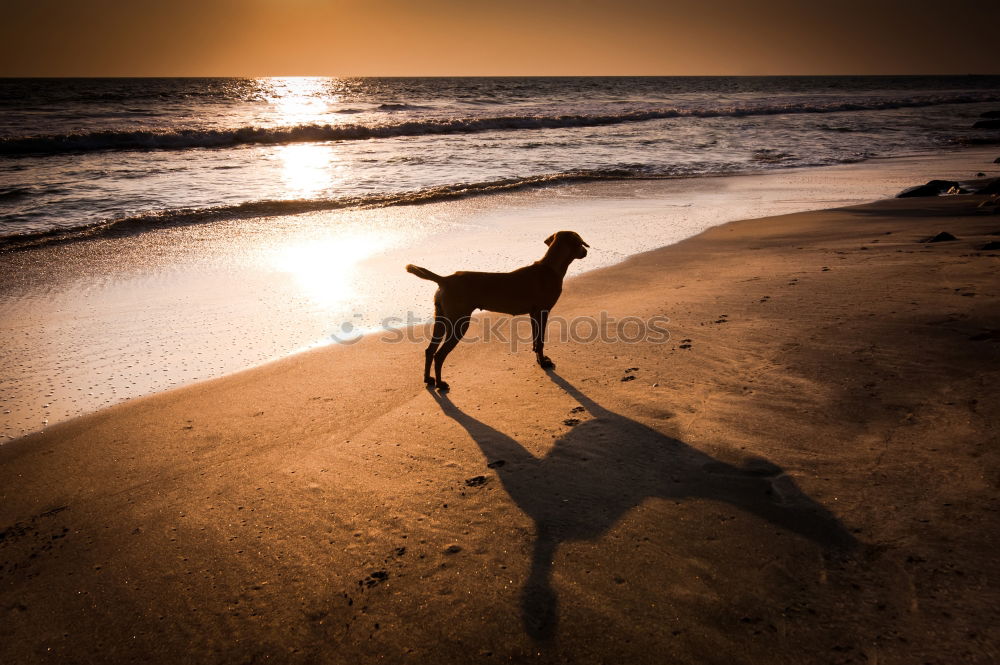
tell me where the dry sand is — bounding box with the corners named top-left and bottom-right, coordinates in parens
top-left (2, 191), bottom-right (999, 663)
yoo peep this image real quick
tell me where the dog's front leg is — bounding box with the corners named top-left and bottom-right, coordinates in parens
top-left (531, 310), bottom-right (554, 369)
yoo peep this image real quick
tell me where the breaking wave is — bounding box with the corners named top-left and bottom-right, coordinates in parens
top-left (0, 168), bottom-right (675, 252)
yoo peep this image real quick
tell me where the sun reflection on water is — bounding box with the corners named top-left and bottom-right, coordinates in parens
top-left (277, 144), bottom-right (339, 198)
top-left (269, 229), bottom-right (395, 312)
top-left (265, 76), bottom-right (333, 125)
top-left (261, 78), bottom-right (398, 320)
top-left (260, 77), bottom-right (346, 199)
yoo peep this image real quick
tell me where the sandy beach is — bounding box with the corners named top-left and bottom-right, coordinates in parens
top-left (3, 147), bottom-right (998, 442)
top-left (2, 170), bottom-right (999, 663)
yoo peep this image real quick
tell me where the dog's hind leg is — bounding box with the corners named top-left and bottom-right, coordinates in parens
top-left (531, 309), bottom-right (555, 369)
top-left (433, 314), bottom-right (471, 392)
top-left (423, 315), bottom-right (446, 387)
top-left (422, 293), bottom-right (446, 387)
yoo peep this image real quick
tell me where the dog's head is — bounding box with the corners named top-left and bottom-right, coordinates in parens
top-left (544, 231), bottom-right (589, 259)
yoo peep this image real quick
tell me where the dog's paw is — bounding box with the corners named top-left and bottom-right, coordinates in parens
top-left (537, 356), bottom-right (555, 369)
top-left (424, 376), bottom-right (436, 388)
top-left (436, 381), bottom-right (450, 392)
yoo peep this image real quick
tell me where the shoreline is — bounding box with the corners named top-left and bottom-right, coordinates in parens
top-left (3, 144), bottom-right (997, 255)
top-left (2, 185), bottom-right (998, 662)
top-left (1, 145), bottom-right (999, 442)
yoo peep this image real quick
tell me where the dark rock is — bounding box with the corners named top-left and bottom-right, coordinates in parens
top-left (920, 232), bottom-right (958, 243)
top-left (977, 180), bottom-right (1000, 195)
top-left (563, 418), bottom-right (581, 426)
top-left (977, 172), bottom-right (986, 177)
top-left (980, 241), bottom-right (1000, 251)
top-left (465, 475), bottom-right (487, 487)
top-left (486, 459), bottom-right (506, 469)
top-left (621, 375), bottom-right (636, 382)
top-left (973, 119), bottom-right (1000, 129)
top-left (981, 111), bottom-right (1000, 119)
top-left (624, 367), bottom-right (639, 372)
top-left (994, 157), bottom-right (1000, 164)
top-left (569, 406), bottom-right (585, 414)
top-left (444, 544), bottom-right (462, 554)
top-left (896, 180), bottom-right (962, 198)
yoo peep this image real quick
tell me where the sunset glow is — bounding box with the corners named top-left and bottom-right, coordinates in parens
top-left (2, 0), bottom-right (996, 76)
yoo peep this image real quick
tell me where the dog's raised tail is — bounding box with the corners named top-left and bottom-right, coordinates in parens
top-left (406, 264), bottom-right (444, 283)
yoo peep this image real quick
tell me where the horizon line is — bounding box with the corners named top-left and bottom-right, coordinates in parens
top-left (3, 73), bottom-right (1000, 79)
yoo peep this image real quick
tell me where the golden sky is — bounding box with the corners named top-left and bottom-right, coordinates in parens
top-left (2, 0), bottom-right (997, 76)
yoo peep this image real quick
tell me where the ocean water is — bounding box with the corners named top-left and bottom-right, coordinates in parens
top-left (2, 76), bottom-right (1000, 247)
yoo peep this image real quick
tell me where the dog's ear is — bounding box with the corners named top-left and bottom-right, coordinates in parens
top-left (544, 233), bottom-right (556, 246)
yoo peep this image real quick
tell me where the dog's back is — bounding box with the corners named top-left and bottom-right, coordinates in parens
top-left (440, 264), bottom-right (561, 316)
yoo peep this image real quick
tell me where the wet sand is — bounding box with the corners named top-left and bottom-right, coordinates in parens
top-left (1, 146), bottom-right (998, 441)
top-left (2, 182), bottom-right (999, 663)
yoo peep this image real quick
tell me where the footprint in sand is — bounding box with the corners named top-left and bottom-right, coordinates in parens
top-left (359, 571), bottom-right (388, 588)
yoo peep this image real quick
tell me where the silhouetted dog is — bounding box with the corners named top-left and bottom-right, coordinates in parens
top-left (406, 231), bottom-right (589, 391)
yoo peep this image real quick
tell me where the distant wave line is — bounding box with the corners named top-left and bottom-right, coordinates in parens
top-left (3, 93), bottom-right (999, 156)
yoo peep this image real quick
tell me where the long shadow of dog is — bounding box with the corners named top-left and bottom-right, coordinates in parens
top-left (432, 371), bottom-right (856, 640)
